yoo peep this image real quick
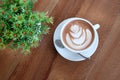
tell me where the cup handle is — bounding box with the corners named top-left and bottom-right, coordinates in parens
top-left (93, 24), bottom-right (100, 30)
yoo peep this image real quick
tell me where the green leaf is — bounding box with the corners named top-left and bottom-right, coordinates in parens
top-left (0, 0), bottom-right (53, 54)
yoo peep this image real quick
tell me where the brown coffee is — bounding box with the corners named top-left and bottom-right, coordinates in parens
top-left (62, 20), bottom-right (94, 51)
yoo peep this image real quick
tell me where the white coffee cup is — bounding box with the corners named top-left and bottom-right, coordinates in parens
top-left (60, 18), bottom-right (100, 56)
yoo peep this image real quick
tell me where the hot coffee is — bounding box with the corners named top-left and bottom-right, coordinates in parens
top-left (62, 20), bottom-right (94, 51)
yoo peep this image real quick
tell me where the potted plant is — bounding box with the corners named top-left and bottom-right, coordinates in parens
top-left (0, 0), bottom-right (53, 54)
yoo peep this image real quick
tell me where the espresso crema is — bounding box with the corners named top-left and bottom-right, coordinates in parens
top-left (62, 20), bottom-right (94, 51)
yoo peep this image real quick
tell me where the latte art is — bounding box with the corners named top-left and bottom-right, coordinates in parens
top-left (62, 20), bottom-right (94, 51)
top-left (66, 25), bottom-right (92, 50)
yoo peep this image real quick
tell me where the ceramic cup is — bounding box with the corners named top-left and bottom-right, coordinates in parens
top-left (60, 18), bottom-right (100, 57)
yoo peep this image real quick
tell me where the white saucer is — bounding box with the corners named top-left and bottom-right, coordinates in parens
top-left (53, 19), bottom-right (99, 61)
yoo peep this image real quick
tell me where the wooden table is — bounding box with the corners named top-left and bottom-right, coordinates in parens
top-left (0, 0), bottom-right (120, 80)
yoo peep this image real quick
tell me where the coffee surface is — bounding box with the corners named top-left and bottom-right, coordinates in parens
top-left (62, 20), bottom-right (94, 51)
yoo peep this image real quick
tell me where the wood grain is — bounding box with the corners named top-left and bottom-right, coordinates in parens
top-left (0, 0), bottom-right (120, 80)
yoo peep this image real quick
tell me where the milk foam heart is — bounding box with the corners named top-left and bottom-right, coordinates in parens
top-left (62, 20), bottom-right (94, 51)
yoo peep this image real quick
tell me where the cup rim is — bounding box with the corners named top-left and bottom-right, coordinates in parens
top-left (60, 17), bottom-right (97, 53)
